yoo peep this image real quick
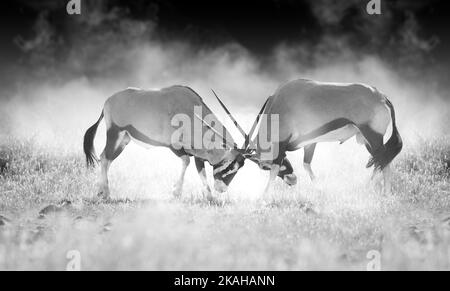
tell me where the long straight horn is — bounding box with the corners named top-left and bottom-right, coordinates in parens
top-left (194, 113), bottom-right (238, 149)
top-left (212, 89), bottom-right (248, 140)
top-left (245, 98), bottom-right (269, 150)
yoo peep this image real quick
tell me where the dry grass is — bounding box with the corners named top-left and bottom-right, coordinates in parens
top-left (0, 136), bottom-right (449, 270)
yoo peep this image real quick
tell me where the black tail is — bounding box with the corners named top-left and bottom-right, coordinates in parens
top-left (83, 111), bottom-right (104, 167)
top-left (367, 98), bottom-right (403, 170)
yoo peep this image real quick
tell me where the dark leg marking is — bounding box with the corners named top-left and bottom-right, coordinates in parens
top-left (290, 118), bottom-right (354, 148)
top-left (278, 158), bottom-right (294, 178)
top-left (103, 126), bottom-right (130, 161)
top-left (194, 157), bottom-right (205, 172)
top-left (278, 157), bottom-right (297, 185)
top-left (170, 147), bottom-right (189, 158)
top-left (303, 143), bottom-right (317, 165)
top-left (272, 140), bottom-right (290, 166)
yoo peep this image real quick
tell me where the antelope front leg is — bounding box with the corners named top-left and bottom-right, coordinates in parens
top-left (382, 164), bottom-right (393, 195)
top-left (303, 163), bottom-right (316, 182)
top-left (370, 168), bottom-right (383, 194)
top-left (195, 158), bottom-right (213, 201)
top-left (172, 155), bottom-right (190, 198)
top-left (262, 164), bottom-right (280, 201)
top-left (303, 144), bottom-right (316, 182)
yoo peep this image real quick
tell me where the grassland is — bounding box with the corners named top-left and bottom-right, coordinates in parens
top-left (0, 135), bottom-right (449, 270)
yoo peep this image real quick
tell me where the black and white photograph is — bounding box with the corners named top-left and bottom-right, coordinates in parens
top-left (0, 0), bottom-right (449, 274)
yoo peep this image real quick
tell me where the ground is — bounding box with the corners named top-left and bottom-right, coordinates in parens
top-left (0, 136), bottom-right (449, 270)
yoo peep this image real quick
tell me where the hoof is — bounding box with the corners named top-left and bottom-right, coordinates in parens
top-left (206, 194), bottom-right (215, 203)
top-left (207, 195), bottom-right (223, 206)
top-left (171, 183), bottom-right (183, 198)
top-left (202, 188), bottom-right (213, 201)
top-left (172, 189), bottom-right (182, 198)
top-left (97, 191), bottom-right (111, 202)
top-left (261, 191), bottom-right (274, 204)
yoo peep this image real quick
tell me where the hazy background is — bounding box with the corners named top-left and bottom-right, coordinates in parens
top-left (0, 0), bottom-right (449, 149)
top-left (2, 1), bottom-right (450, 271)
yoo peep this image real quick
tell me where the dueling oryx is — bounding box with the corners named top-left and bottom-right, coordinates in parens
top-left (215, 79), bottom-right (403, 194)
top-left (83, 85), bottom-right (261, 200)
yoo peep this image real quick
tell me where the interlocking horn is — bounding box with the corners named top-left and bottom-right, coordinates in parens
top-left (245, 98), bottom-right (269, 151)
top-left (211, 90), bottom-right (248, 141)
top-left (212, 90), bottom-right (269, 151)
top-left (194, 113), bottom-right (238, 149)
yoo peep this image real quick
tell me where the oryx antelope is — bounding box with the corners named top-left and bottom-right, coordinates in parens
top-left (83, 86), bottom-right (259, 200)
top-left (214, 79), bottom-right (403, 194)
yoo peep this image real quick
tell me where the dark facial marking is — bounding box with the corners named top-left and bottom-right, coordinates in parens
top-left (278, 158), bottom-right (293, 179)
top-left (213, 155), bottom-right (245, 186)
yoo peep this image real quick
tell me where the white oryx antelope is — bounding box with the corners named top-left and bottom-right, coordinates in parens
top-left (214, 79), bottom-right (403, 195)
top-left (83, 85), bottom-right (259, 200)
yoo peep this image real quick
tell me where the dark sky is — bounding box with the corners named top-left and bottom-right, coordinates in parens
top-left (1, 0), bottom-right (450, 89)
top-left (0, 0), bottom-right (317, 60)
top-left (1, 1), bottom-right (448, 51)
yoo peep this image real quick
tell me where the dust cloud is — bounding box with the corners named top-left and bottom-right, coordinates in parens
top-left (0, 1), bottom-right (447, 161)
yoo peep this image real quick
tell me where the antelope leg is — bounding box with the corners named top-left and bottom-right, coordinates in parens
top-left (172, 155), bottom-right (190, 197)
top-left (263, 164), bottom-right (280, 200)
